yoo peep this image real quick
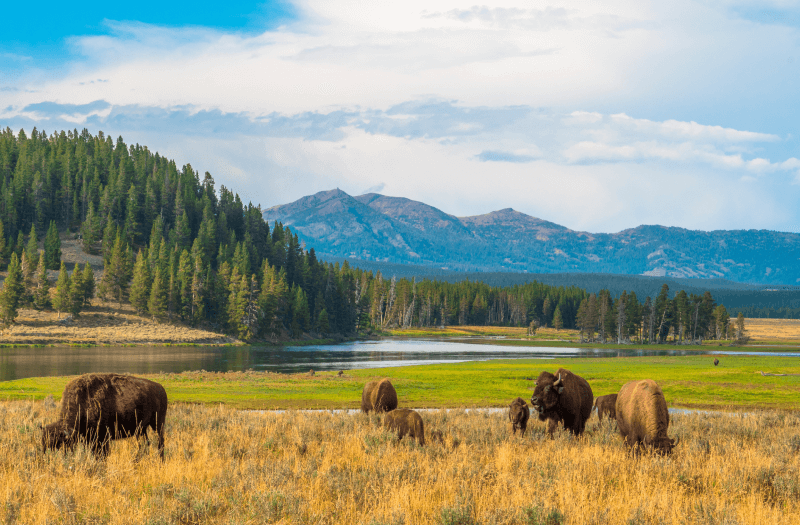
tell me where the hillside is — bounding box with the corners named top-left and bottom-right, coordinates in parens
top-left (263, 189), bottom-right (800, 285)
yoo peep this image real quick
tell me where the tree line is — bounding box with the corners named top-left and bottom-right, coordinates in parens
top-left (0, 128), bottom-right (738, 342)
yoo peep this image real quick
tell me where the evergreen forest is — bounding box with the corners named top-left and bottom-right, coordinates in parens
top-left (0, 128), bottom-right (737, 343)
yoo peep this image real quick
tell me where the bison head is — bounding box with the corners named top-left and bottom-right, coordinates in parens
top-left (644, 435), bottom-right (679, 455)
top-left (41, 423), bottom-right (70, 452)
top-left (530, 372), bottom-right (565, 416)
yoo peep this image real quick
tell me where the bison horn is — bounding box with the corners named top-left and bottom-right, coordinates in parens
top-left (553, 373), bottom-right (563, 387)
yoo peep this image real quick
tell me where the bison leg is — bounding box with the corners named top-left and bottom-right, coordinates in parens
top-left (547, 418), bottom-right (559, 437)
top-left (520, 422), bottom-right (527, 437)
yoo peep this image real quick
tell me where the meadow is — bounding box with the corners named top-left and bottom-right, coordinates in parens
top-left (3, 355), bottom-right (800, 411)
top-left (2, 400), bottom-right (799, 524)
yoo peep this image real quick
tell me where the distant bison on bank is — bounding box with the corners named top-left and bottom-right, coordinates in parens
top-left (530, 368), bottom-right (593, 437)
top-left (508, 397), bottom-right (530, 436)
top-left (615, 379), bottom-right (678, 455)
top-left (593, 394), bottom-right (618, 423)
top-left (361, 378), bottom-right (398, 413)
top-left (384, 408), bottom-right (425, 446)
top-left (42, 373), bottom-right (168, 459)
top-left (714, 358), bottom-right (719, 366)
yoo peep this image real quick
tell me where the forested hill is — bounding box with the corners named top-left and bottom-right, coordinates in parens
top-left (263, 189), bottom-right (800, 285)
top-left (0, 128), bottom-right (747, 340)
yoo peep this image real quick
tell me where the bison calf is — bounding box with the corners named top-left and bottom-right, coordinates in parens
top-left (361, 378), bottom-right (398, 413)
top-left (593, 394), bottom-right (618, 423)
top-left (42, 373), bottom-right (168, 459)
top-left (530, 368), bottom-right (593, 437)
top-left (615, 379), bottom-right (678, 455)
top-left (508, 397), bottom-right (530, 436)
top-left (384, 408), bottom-right (425, 446)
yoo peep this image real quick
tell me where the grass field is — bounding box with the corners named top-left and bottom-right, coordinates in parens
top-left (3, 355), bottom-right (800, 411)
top-left (742, 318), bottom-right (800, 344)
top-left (2, 401), bottom-right (799, 524)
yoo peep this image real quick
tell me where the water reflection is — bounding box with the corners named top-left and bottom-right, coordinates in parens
top-left (1, 339), bottom-right (798, 381)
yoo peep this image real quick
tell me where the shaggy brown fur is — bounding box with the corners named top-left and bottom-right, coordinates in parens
top-left (530, 368), bottom-right (593, 437)
top-left (360, 378), bottom-right (398, 413)
top-left (593, 394), bottom-right (618, 422)
top-left (384, 409), bottom-right (425, 446)
top-left (714, 358), bottom-right (719, 366)
top-left (508, 397), bottom-right (530, 436)
top-left (42, 373), bottom-right (168, 459)
top-left (615, 379), bottom-right (677, 455)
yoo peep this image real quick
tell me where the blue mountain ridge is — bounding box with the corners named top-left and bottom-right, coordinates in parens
top-left (262, 189), bottom-right (800, 285)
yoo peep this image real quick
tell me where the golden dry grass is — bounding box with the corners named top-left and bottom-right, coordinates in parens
top-left (0, 301), bottom-right (239, 346)
top-left (3, 400), bottom-right (800, 524)
top-left (742, 318), bottom-right (800, 342)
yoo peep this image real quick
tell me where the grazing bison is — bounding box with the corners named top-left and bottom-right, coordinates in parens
top-left (615, 379), bottom-right (678, 455)
top-left (42, 373), bottom-right (168, 459)
top-left (508, 397), bottom-right (530, 436)
top-left (530, 368), bottom-right (593, 437)
top-left (384, 409), bottom-right (425, 446)
top-left (361, 378), bottom-right (398, 413)
top-left (593, 394), bottom-right (618, 423)
top-left (714, 358), bottom-right (720, 366)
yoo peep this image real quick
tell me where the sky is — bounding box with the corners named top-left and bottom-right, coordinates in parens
top-left (1, 0), bottom-right (799, 234)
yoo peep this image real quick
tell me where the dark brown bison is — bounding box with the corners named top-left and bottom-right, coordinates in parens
top-left (508, 397), bottom-right (530, 436)
top-left (615, 379), bottom-right (678, 455)
top-left (42, 373), bottom-right (168, 459)
top-left (361, 378), bottom-right (398, 413)
top-left (384, 408), bottom-right (425, 446)
top-left (593, 394), bottom-right (618, 423)
top-left (530, 368), bottom-right (593, 437)
top-left (714, 358), bottom-right (719, 366)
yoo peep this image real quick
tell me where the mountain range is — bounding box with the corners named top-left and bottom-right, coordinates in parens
top-left (262, 189), bottom-right (800, 285)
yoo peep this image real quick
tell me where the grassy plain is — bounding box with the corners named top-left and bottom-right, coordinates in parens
top-left (2, 401), bottom-right (799, 524)
top-left (4, 355), bottom-right (800, 411)
top-left (742, 318), bottom-right (800, 345)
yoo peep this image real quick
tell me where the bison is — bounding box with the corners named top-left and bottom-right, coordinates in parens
top-left (42, 373), bottom-right (168, 459)
top-left (714, 358), bottom-right (719, 366)
top-left (615, 379), bottom-right (678, 455)
top-left (530, 368), bottom-right (593, 437)
top-left (593, 394), bottom-right (618, 423)
top-left (508, 397), bottom-right (530, 436)
top-left (384, 408), bottom-right (425, 446)
top-left (361, 378), bottom-right (398, 413)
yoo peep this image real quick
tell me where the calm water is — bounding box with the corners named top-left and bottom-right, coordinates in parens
top-left (1, 339), bottom-right (798, 381)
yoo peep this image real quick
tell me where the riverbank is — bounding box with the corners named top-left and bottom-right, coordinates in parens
top-left (4, 355), bottom-right (800, 411)
top-left (4, 402), bottom-right (799, 524)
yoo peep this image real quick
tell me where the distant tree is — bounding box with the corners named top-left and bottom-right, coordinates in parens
top-left (19, 250), bottom-right (35, 307)
top-left (13, 231), bottom-right (24, 260)
top-left (0, 253), bottom-right (25, 326)
top-left (317, 308), bottom-right (330, 334)
top-left (0, 219), bottom-right (6, 265)
top-left (129, 250), bottom-right (151, 315)
top-left (69, 266), bottom-right (85, 316)
top-left (100, 234), bottom-right (133, 308)
top-left (33, 252), bottom-right (51, 310)
top-left (25, 225), bottom-right (38, 263)
top-left (527, 318), bottom-right (538, 336)
top-left (44, 220), bottom-right (61, 270)
top-left (552, 305), bottom-right (563, 331)
top-left (713, 304), bottom-right (729, 340)
top-left (52, 262), bottom-right (71, 318)
top-left (81, 203), bottom-right (102, 254)
top-left (148, 267), bottom-right (168, 320)
top-left (80, 264), bottom-right (96, 307)
top-left (735, 312), bottom-right (749, 344)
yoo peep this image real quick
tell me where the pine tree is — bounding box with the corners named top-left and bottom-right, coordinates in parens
top-left (0, 219), bottom-right (6, 265)
top-left (129, 250), bottom-right (151, 315)
top-left (19, 250), bottom-right (35, 306)
top-left (52, 262), bottom-right (71, 318)
top-left (13, 231), bottom-right (24, 260)
top-left (0, 253), bottom-right (25, 326)
top-left (69, 266), bottom-right (85, 316)
top-left (317, 308), bottom-right (330, 334)
top-left (44, 220), bottom-right (61, 270)
top-left (102, 221), bottom-right (118, 265)
top-left (100, 234), bottom-right (133, 308)
top-left (33, 252), bottom-right (51, 310)
top-left (148, 267), bottom-right (168, 320)
top-left (81, 202), bottom-right (102, 254)
top-left (25, 224), bottom-right (38, 263)
top-left (190, 254), bottom-right (205, 325)
top-left (84, 264), bottom-right (96, 306)
top-left (552, 305), bottom-right (563, 331)
top-left (178, 249), bottom-right (193, 320)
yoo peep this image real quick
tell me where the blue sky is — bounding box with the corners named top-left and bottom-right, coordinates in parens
top-left (1, 0), bottom-right (799, 234)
